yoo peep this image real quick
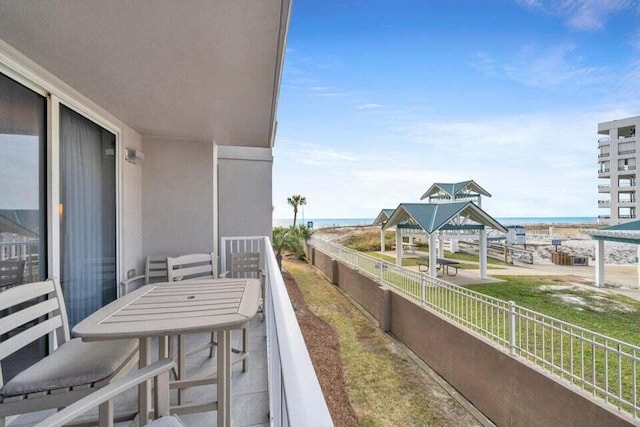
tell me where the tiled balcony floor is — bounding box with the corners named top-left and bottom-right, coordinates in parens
top-left (6, 317), bottom-right (268, 427)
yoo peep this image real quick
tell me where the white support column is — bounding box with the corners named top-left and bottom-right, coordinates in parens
top-left (429, 233), bottom-right (438, 278)
top-left (438, 232), bottom-right (444, 258)
top-left (636, 246), bottom-right (640, 289)
top-left (479, 228), bottom-right (488, 279)
top-left (380, 227), bottom-right (386, 252)
top-left (451, 238), bottom-right (459, 253)
top-left (395, 229), bottom-right (402, 267)
top-left (595, 239), bottom-right (605, 288)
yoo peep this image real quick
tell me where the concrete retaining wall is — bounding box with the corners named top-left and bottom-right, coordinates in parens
top-left (309, 246), bottom-right (636, 427)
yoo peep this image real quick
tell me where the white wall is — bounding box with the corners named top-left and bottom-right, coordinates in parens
top-left (121, 127), bottom-right (143, 276)
top-left (217, 146), bottom-right (273, 239)
top-left (142, 137), bottom-right (215, 256)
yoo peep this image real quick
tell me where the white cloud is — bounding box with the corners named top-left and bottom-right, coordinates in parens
top-left (356, 103), bottom-right (382, 109)
top-left (516, 0), bottom-right (634, 31)
top-left (274, 108), bottom-right (640, 219)
top-left (473, 43), bottom-right (606, 88)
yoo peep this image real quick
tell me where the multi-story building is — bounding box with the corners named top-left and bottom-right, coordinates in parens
top-left (597, 116), bottom-right (639, 224)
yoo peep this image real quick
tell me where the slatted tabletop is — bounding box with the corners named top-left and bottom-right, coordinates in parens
top-left (73, 278), bottom-right (261, 341)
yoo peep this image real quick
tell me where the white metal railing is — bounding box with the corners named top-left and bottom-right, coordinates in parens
top-left (220, 236), bottom-right (333, 427)
top-left (309, 236), bottom-right (640, 419)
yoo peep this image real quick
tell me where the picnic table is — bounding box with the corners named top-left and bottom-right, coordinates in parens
top-left (73, 278), bottom-right (261, 427)
top-left (417, 257), bottom-right (461, 276)
top-left (401, 242), bottom-right (416, 254)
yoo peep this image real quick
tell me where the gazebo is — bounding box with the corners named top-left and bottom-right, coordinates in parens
top-left (420, 180), bottom-right (491, 208)
top-left (383, 202), bottom-right (507, 279)
top-left (589, 220), bottom-right (640, 289)
top-left (372, 209), bottom-right (396, 252)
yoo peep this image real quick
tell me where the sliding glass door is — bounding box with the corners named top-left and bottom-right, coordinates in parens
top-left (0, 72), bottom-right (48, 380)
top-left (59, 105), bottom-right (117, 328)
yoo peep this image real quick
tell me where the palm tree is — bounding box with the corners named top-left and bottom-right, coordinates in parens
top-left (287, 194), bottom-right (307, 227)
top-left (272, 227), bottom-right (303, 270)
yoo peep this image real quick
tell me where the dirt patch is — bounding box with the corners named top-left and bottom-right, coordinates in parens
top-left (282, 266), bottom-right (359, 426)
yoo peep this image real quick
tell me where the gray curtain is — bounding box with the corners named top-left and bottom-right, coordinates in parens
top-left (60, 106), bottom-right (116, 327)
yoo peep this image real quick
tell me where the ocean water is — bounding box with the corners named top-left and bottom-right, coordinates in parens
top-left (273, 217), bottom-right (598, 229)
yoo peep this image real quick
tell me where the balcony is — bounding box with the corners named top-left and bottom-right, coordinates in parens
top-left (618, 165), bottom-right (636, 173)
top-left (598, 168), bottom-right (611, 178)
top-left (598, 200), bottom-right (610, 208)
top-left (618, 199), bottom-right (636, 207)
top-left (618, 149), bottom-right (636, 158)
top-left (4, 237), bottom-right (331, 426)
top-left (598, 215), bottom-right (611, 219)
top-left (619, 214), bottom-right (637, 219)
top-left (597, 184), bottom-right (610, 193)
top-left (598, 152), bottom-right (610, 158)
top-left (598, 137), bottom-right (611, 147)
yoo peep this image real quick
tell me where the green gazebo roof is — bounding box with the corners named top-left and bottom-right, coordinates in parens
top-left (382, 202), bottom-right (507, 234)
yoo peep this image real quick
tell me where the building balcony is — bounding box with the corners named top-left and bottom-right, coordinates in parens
top-left (598, 200), bottom-right (610, 208)
top-left (619, 214), bottom-right (637, 219)
top-left (598, 184), bottom-right (611, 193)
top-left (598, 152), bottom-right (610, 158)
top-left (618, 135), bottom-right (636, 142)
top-left (618, 149), bottom-right (636, 158)
top-left (598, 137), bottom-right (611, 146)
top-left (618, 200), bottom-right (636, 207)
top-left (598, 169), bottom-right (611, 178)
top-left (618, 165), bottom-right (636, 173)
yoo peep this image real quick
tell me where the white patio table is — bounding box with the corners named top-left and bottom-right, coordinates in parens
top-left (73, 278), bottom-right (261, 427)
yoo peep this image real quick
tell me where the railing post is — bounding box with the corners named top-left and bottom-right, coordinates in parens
top-left (378, 262), bottom-right (383, 281)
top-left (509, 300), bottom-right (516, 356)
top-left (420, 274), bottom-right (426, 307)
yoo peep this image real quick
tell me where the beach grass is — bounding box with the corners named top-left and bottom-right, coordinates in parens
top-left (285, 259), bottom-right (475, 426)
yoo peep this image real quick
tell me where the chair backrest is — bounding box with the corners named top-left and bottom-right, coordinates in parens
top-left (145, 255), bottom-right (169, 285)
top-left (229, 252), bottom-right (261, 278)
top-left (0, 279), bottom-right (69, 387)
top-left (166, 253), bottom-right (216, 282)
top-left (0, 259), bottom-right (25, 288)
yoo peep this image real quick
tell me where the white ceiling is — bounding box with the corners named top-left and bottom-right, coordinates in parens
top-left (0, 0), bottom-right (290, 147)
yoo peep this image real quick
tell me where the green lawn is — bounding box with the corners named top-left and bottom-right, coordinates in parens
top-left (467, 276), bottom-right (640, 347)
top-left (466, 276), bottom-right (640, 413)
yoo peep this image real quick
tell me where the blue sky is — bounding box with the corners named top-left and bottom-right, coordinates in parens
top-left (273, 0), bottom-right (640, 219)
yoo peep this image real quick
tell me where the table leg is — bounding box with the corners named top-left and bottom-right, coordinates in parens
top-left (217, 329), bottom-right (231, 427)
top-left (138, 337), bottom-right (151, 425)
top-left (158, 335), bottom-right (169, 359)
top-left (178, 335), bottom-right (186, 405)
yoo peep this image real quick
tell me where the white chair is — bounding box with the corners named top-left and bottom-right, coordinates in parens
top-left (166, 253), bottom-right (216, 282)
top-left (0, 279), bottom-right (138, 427)
top-left (120, 255), bottom-right (170, 295)
top-left (33, 359), bottom-right (181, 427)
top-left (166, 253), bottom-right (249, 371)
top-left (221, 252), bottom-right (265, 313)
